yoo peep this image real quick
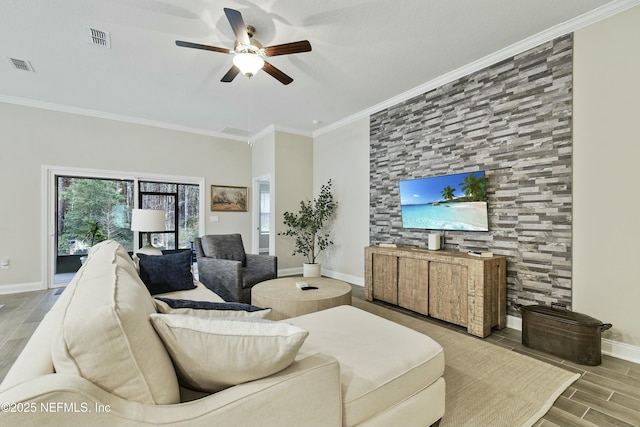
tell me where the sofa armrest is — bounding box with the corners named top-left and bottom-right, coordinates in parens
top-left (196, 257), bottom-right (242, 302)
top-left (245, 254), bottom-right (277, 276)
top-left (0, 354), bottom-right (342, 427)
top-left (1, 305), bottom-right (60, 390)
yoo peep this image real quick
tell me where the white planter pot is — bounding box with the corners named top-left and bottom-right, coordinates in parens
top-left (303, 263), bottom-right (321, 278)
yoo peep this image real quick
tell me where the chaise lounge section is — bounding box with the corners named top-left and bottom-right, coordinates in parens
top-left (0, 241), bottom-right (444, 426)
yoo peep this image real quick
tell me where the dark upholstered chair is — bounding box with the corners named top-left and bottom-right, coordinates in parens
top-left (194, 234), bottom-right (277, 303)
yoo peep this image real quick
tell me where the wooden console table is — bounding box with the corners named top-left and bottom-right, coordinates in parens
top-left (365, 246), bottom-right (506, 337)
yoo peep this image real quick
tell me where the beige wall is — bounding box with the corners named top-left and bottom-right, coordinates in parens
top-left (251, 131), bottom-right (276, 179)
top-left (313, 118), bottom-right (370, 284)
top-left (0, 103), bottom-right (252, 291)
top-left (573, 6), bottom-right (640, 348)
top-left (273, 131), bottom-right (313, 271)
top-left (251, 130), bottom-right (276, 255)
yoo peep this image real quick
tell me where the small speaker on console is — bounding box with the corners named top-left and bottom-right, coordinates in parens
top-left (428, 233), bottom-right (441, 251)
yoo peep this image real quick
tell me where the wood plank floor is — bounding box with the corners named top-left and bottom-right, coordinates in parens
top-left (1, 285), bottom-right (639, 427)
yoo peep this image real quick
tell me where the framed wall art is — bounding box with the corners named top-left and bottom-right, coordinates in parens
top-left (211, 185), bottom-right (248, 212)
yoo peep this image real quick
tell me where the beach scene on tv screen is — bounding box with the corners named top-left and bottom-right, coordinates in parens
top-left (400, 171), bottom-right (489, 231)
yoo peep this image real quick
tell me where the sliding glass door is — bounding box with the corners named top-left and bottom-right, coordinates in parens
top-left (55, 176), bottom-right (134, 283)
top-left (47, 167), bottom-right (204, 287)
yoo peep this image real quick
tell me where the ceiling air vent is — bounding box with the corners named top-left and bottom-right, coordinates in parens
top-left (84, 26), bottom-right (111, 48)
top-left (7, 57), bottom-right (35, 72)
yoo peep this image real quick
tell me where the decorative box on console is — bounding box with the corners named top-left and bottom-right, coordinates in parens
top-left (519, 304), bottom-right (612, 366)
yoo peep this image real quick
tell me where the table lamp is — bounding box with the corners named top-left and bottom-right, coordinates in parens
top-left (131, 209), bottom-right (165, 255)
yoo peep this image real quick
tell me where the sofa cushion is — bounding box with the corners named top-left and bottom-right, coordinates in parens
top-left (137, 250), bottom-right (196, 295)
top-left (287, 305), bottom-right (445, 427)
top-left (154, 298), bottom-right (272, 319)
top-left (150, 314), bottom-right (308, 392)
top-left (51, 240), bottom-right (180, 404)
top-left (200, 234), bottom-right (246, 266)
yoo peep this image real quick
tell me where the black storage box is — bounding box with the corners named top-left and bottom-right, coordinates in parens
top-left (519, 304), bottom-right (612, 366)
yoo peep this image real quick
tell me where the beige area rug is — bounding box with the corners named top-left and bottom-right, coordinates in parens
top-left (352, 298), bottom-right (580, 427)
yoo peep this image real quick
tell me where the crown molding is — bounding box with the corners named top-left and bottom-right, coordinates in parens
top-left (249, 124), bottom-right (276, 142)
top-left (273, 125), bottom-right (313, 138)
top-left (3, 0), bottom-right (638, 141)
top-left (249, 124), bottom-right (313, 143)
top-left (313, 0), bottom-right (640, 138)
top-left (0, 94), bottom-right (315, 142)
top-left (0, 95), bottom-right (247, 142)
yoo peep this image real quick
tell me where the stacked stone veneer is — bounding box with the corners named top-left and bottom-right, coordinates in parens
top-left (370, 35), bottom-right (573, 315)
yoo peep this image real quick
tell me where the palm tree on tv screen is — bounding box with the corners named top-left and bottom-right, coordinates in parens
top-left (459, 174), bottom-right (487, 202)
top-left (441, 185), bottom-right (456, 201)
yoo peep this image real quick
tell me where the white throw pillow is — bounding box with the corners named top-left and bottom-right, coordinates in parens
top-left (149, 314), bottom-right (309, 392)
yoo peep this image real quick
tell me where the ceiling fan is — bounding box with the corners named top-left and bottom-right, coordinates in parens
top-left (176, 8), bottom-right (311, 85)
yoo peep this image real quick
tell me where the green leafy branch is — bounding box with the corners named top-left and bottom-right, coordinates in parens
top-left (279, 180), bottom-right (337, 264)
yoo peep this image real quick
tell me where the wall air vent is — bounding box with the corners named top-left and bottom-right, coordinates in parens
top-left (7, 57), bottom-right (35, 72)
top-left (84, 26), bottom-right (111, 48)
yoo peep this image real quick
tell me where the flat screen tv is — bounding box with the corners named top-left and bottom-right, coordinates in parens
top-left (399, 171), bottom-right (489, 231)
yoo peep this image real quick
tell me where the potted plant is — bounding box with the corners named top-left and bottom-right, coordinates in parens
top-left (279, 180), bottom-right (337, 277)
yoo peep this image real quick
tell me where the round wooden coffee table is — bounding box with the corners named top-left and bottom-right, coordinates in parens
top-left (251, 277), bottom-right (352, 320)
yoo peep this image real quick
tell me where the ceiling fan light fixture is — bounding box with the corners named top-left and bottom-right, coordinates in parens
top-left (233, 52), bottom-right (264, 77)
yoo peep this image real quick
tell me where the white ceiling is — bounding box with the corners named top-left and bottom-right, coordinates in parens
top-left (0, 0), bottom-right (635, 141)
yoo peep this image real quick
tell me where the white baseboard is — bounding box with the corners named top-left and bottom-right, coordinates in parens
top-left (602, 338), bottom-right (640, 364)
top-left (506, 315), bottom-right (640, 364)
top-left (320, 269), bottom-right (364, 286)
top-left (277, 267), bottom-right (302, 277)
top-left (277, 267), bottom-right (365, 287)
top-left (507, 314), bottom-right (523, 331)
top-left (0, 282), bottom-right (46, 295)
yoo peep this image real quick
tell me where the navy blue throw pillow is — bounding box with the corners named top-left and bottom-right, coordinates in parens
top-left (137, 251), bottom-right (196, 295)
top-left (155, 298), bottom-right (267, 312)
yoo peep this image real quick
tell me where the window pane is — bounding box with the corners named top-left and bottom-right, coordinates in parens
top-left (57, 176), bottom-right (134, 255)
top-left (178, 185), bottom-right (199, 249)
top-left (140, 182), bottom-right (177, 193)
top-left (260, 213), bottom-right (270, 232)
top-left (140, 181), bottom-right (199, 251)
top-left (260, 192), bottom-right (270, 213)
top-left (259, 191), bottom-right (270, 233)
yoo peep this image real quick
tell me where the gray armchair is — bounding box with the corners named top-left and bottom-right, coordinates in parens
top-left (194, 234), bottom-right (277, 303)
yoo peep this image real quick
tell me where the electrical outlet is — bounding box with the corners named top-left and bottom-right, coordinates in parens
top-left (0, 258), bottom-right (9, 269)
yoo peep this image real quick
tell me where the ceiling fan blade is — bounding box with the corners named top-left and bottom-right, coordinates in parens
top-left (264, 40), bottom-right (312, 57)
top-left (221, 65), bottom-right (240, 83)
top-left (263, 61), bottom-right (293, 85)
top-left (224, 8), bottom-right (250, 45)
top-left (175, 40), bottom-right (229, 54)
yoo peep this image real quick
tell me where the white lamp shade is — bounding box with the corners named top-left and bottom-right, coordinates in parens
top-left (131, 209), bottom-right (165, 232)
top-left (233, 52), bottom-right (264, 77)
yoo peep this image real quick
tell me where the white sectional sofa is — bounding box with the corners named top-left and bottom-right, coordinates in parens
top-left (0, 240), bottom-right (445, 426)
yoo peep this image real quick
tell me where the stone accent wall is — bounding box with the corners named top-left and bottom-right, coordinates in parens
top-left (369, 35), bottom-right (573, 315)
